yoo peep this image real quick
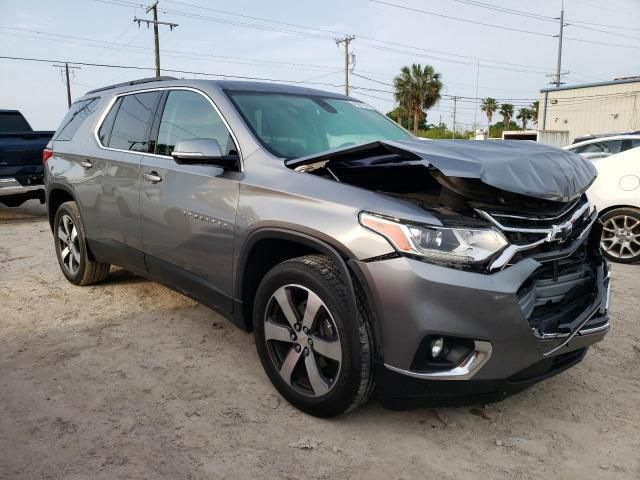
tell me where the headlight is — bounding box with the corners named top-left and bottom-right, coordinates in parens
top-left (360, 212), bottom-right (508, 265)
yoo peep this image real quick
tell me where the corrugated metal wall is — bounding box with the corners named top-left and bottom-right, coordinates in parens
top-left (538, 81), bottom-right (640, 144)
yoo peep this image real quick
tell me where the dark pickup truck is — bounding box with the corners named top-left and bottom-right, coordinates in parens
top-left (0, 110), bottom-right (54, 207)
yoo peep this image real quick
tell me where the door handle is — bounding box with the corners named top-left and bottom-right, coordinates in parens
top-left (80, 160), bottom-right (92, 169)
top-left (143, 171), bottom-right (162, 183)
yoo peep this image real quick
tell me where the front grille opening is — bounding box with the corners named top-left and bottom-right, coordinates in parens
top-left (517, 245), bottom-right (598, 336)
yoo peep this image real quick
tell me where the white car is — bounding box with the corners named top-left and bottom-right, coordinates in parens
top-left (587, 147), bottom-right (640, 263)
top-left (564, 134), bottom-right (640, 161)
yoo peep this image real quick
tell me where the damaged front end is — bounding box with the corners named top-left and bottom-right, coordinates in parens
top-left (286, 140), bottom-right (609, 343)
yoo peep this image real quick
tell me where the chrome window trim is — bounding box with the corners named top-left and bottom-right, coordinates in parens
top-left (92, 86), bottom-right (244, 171)
top-left (384, 340), bottom-right (492, 381)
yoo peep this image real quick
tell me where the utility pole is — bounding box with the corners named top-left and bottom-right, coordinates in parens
top-left (452, 96), bottom-right (458, 140)
top-left (335, 35), bottom-right (355, 96)
top-left (52, 62), bottom-right (81, 108)
top-left (549, 2), bottom-right (569, 87)
top-left (474, 60), bottom-right (479, 132)
top-left (134, 1), bottom-right (178, 78)
top-left (554, 6), bottom-right (564, 87)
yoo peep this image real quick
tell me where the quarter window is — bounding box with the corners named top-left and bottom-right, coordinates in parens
top-left (108, 91), bottom-right (162, 152)
top-left (156, 90), bottom-right (235, 156)
top-left (55, 97), bottom-right (99, 141)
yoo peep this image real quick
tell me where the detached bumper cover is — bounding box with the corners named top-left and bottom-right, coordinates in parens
top-left (351, 248), bottom-right (609, 408)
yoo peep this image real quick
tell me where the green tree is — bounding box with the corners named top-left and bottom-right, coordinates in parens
top-left (393, 64), bottom-right (443, 135)
top-left (480, 97), bottom-right (498, 128)
top-left (499, 103), bottom-right (514, 132)
top-left (386, 106), bottom-right (408, 128)
top-left (489, 120), bottom-right (519, 139)
top-left (531, 100), bottom-right (540, 126)
top-left (517, 107), bottom-right (533, 129)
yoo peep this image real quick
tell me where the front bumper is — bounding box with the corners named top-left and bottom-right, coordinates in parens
top-left (351, 249), bottom-right (610, 409)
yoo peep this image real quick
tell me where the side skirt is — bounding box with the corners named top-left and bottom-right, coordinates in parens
top-left (86, 239), bottom-right (243, 329)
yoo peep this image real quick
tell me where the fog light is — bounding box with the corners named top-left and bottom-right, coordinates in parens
top-left (431, 337), bottom-right (445, 358)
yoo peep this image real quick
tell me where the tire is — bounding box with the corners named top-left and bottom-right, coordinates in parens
top-left (599, 207), bottom-right (640, 264)
top-left (53, 201), bottom-right (111, 285)
top-left (253, 254), bottom-right (375, 417)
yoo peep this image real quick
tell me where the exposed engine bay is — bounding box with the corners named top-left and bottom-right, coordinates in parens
top-left (287, 140), bottom-right (607, 339)
top-left (285, 140), bottom-right (597, 223)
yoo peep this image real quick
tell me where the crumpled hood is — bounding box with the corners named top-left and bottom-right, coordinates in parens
top-left (286, 139), bottom-right (597, 202)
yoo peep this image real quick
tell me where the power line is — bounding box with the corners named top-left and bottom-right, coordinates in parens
top-left (567, 19), bottom-right (640, 33)
top-left (90, 0), bottom-right (564, 76)
top-left (448, 0), bottom-right (640, 40)
top-left (370, 0), bottom-right (639, 48)
top-left (0, 55), bottom-right (347, 89)
top-left (0, 27), bottom-right (362, 74)
top-left (449, 0), bottom-right (556, 22)
top-left (370, 0), bottom-right (555, 37)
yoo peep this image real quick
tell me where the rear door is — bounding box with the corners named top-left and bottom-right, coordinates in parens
top-left (82, 90), bottom-right (162, 270)
top-left (139, 88), bottom-right (241, 313)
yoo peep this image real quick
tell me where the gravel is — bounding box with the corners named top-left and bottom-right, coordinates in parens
top-left (1, 200), bottom-right (639, 480)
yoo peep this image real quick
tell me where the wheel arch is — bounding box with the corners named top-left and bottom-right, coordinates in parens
top-left (233, 229), bottom-right (375, 342)
top-left (46, 184), bottom-right (76, 230)
top-left (597, 204), bottom-right (640, 218)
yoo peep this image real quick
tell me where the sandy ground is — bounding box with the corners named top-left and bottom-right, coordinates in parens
top-left (0, 200), bottom-right (639, 480)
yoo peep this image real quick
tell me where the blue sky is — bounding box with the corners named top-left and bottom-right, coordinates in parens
top-left (1, 0), bottom-right (638, 130)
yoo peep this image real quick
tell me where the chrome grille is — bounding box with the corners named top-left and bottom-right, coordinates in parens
top-left (484, 193), bottom-right (608, 342)
top-left (477, 194), bottom-right (597, 270)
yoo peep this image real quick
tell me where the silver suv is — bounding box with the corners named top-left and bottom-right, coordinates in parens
top-left (44, 77), bottom-right (610, 417)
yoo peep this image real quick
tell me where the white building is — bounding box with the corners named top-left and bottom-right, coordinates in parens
top-left (538, 77), bottom-right (640, 144)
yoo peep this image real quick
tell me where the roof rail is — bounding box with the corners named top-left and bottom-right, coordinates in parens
top-left (85, 76), bottom-right (178, 95)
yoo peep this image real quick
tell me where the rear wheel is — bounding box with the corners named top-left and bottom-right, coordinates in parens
top-left (53, 201), bottom-right (111, 285)
top-left (599, 208), bottom-right (640, 264)
top-left (253, 255), bottom-right (374, 417)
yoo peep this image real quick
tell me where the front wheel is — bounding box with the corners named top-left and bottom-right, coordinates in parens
top-left (253, 255), bottom-right (374, 417)
top-left (599, 208), bottom-right (640, 264)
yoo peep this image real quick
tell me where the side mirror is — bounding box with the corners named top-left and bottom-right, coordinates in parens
top-left (171, 138), bottom-right (239, 169)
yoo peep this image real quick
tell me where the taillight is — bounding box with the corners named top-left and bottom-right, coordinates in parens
top-left (42, 148), bottom-right (53, 163)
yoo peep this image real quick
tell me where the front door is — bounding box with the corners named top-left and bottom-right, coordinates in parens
top-left (139, 89), bottom-right (241, 313)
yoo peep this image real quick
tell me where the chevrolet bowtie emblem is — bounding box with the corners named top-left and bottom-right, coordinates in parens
top-left (550, 222), bottom-right (573, 243)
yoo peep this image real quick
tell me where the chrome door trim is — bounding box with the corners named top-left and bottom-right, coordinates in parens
top-left (92, 86), bottom-right (244, 172)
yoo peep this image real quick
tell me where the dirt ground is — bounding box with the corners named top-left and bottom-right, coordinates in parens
top-left (0, 200), bottom-right (639, 480)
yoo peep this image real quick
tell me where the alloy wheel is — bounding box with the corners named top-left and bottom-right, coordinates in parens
top-left (57, 214), bottom-right (81, 275)
top-left (264, 284), bottom-right (342, 397)
top-left (601, 215), bottom-right (640, 260)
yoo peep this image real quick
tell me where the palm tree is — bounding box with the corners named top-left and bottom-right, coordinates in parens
top-left (531, 100), bottom-right (540, 126)
top-left (480, 97), bottom-right (498, 130)
top-left (499, 103), bottom-right (514, 131)
top-left (394, 64), bottom-right (443, 135)
top-left (517, 107), bottom-right (533, 130)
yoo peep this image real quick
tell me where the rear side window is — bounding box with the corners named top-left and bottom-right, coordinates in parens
top-left (156, 90), bottom-right (235, 156)
top-left (55, 98), bottom-right (100, 141)
top-left (107, 91), bottom-right (162, 152)
top-left (97, 97), bottom-right (122, 146)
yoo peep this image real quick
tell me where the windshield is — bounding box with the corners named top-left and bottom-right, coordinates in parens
top-left (228, 92), bottom-right (412, 158)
